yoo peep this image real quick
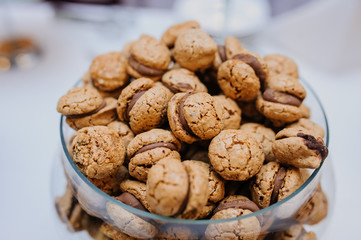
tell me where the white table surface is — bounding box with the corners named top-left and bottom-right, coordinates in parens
top-left (1, 1), bottom-right (360, 239)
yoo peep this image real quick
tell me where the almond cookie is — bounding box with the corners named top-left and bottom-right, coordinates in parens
top-left (267, 224), bottom-right (317, 240)
top-left (127, 129), bottom-right (181, 182)
top-left (146, 158), bottom-right (209, 219)
top-left (214, 95), bottom-right (242, 130)
top-left (106, 196), bottom-right (158, 239)
top-left (295, 184), bottom-right (328, 225)
top-left (287, 118), bottom-right (325, 138)
top-left (107, 121), bottom-right (135, 149)
top-left (71, 126), bottom-right (125, 179)
top-left (209, 129), bottom-right (265, 181)
top-left (205, 195), bottom-right (261, 240)
top-left (89, 51), bottom-right (129, 91)
top-left (256, 74), bottom-right (306, 123)
top-left (213, 36), bottom-right (244, 69)
top-left (173, 28), bottom-right (217, 71)
top-left (120, 179), bottom-right (151, 212)
top-left (239, 122), bottom-right (276, 162)
top-left (217, 59), bottom-right (260, 102)
top-left (161, 68), bottom-right (207, 93)
top-left (66, 97), bottom-right (117, 130)
top-left (89, 165), bottom-right (129, 196)
top-left (264, 54), bottom-right (299, 78)
top-left (233, 49), bottom-right (269, 86)
top-left (82, 71), bottom-right (123, 99)
top-left (188, 160), bottom-right (225, 203)
top-left (99, 223), bottom-right (138, 240)
top-left (273, 128), bottom-right (328, 169)
top-left (250, 162), bottom-right (303, 209)
top-left (167, 92), bottom-right (224, 144)
top-left (117, 78), bottom-right (173, 134)
top-left (127, 34), bottom-right (171, 81)
top-left (161, 20), bottom-right (200, 48)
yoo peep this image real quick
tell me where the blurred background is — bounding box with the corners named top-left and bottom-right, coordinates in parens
top-left (0, 0), bottom-right (360, 239)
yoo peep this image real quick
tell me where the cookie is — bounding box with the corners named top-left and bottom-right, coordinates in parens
top-left (268, 224), bottom-right (317, 240)
top-left (233, 49), bottom-right (269, 86)
top-left (127, 129), bottom-right (181, 182)
top-left (99, 223), bottom-right (138, 240)
top-left (190, 160), bottom-right (225, 203)
top-left (120, 179), bottom-right (151, 212)
top-left (173, 28), bottom-right (217, 71)
top-left (205, 195), bottom-right (261, 240)
top-left (71, 126), bottom-right (125, 179)
top-left (82, 71), bottom-right (123, 99)
top-left (209, 129), bottom-right (264, 181)
top-left (156, 224), bottom-right (200, 240)
top-left (264, 54), bottom-right (299, 79)
top-left (295, 184), bottom-right (328, 225)
top-left (146, 158), bottom-right (209, 219)
top-left (214, 95), bottom-right (242, 130)
top-left (66, 97), bottom-right (117, 130)
top-left (250, 162), bottom-right (303, 209)
top-left (107, 121), bottom-right (135, 149)
top-left (197, 201), bottom-right (216, 219)
top-left (89, 51), bottom-right (129, 91)
top-left (213, 36), bottom-right (244, 69)
top-left (57, 86), bottom-right (104, 117)
top-left (89, 165), bottom-right (129, 196)
top-left (106, 197), bottom-right (158, 239)
top-left (117, 78), bottom-right (173, 134)
top-left (161, 20), bottom-right (200, 48)
top-left (167, 92), bottom-right (224, 144)
top-left (127, 34), bottom-right (171, 81)
top-left (273, 128), bottom-right (328, 169)
top-left (287, 118), bottom-right (325, 138)
top-left (239, 122), bottom-right (276, 162)
top-left (161, 68), bottom-right (207, 93)
top-left (217, 59), bottom-right (260, 101)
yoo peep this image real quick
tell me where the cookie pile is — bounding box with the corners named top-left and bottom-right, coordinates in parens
top-left (56, 21), bottom-right (329, 240)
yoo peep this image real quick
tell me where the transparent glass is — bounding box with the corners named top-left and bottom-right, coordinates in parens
top-left (52, 79), bottom-right (335, 239)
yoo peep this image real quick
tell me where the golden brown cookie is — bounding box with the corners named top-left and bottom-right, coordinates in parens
top-left (205, 195), bottom-right (261, 240)
top-left (173, 28), bottom-right (217, 71)
top-left (250, 162), bottom-right (303, 209)
top-left (239, 122), bottom-right (276, 162)
top-left (161, 20), bottom-right (200, 48)
top-left (217, 59), bottom-right (260, 102)
top-left (213, 36), bottom-right (244, 69)
top-left (107, 121), bottom-right (135, 149)
top-left (214, 95), bottom-right (242, 130)
top-left (90, 51), bottom-right (129, 91)
top-left (287, 118), bottom-right (325, 138)
top-left (71, 126), bottom-right (125, 179)
top-left (127, 34), bottom-right (171, 81)
top-left (209, 129), bottom-right (265, 181)
top-left (120, 179), bottom-right (151, 212)
top-left (161, 68), bottom-right (207, 93)
top-left (167, 92), bottom-right (224, 143)
top-left (82, 71), bottom-right (123, 99)
top-left (117, 78), bottom-right (173, 134)
top-left (264, 54), bottom-right (299, 79)
top-left (127, 129), bottom-right (181, 182)
top-left (273, 128), bottom-right (328, 169)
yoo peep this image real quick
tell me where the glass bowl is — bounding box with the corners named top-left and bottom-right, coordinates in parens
top-left (52, 79), bottom-right (334, 239)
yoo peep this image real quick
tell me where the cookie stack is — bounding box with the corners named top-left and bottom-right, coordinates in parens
top-left (56, 21), bottom-right (329, 240)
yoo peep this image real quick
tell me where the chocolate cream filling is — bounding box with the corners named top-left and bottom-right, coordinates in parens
top-left (217, 45), bottom-right (227, 62)
top-left (297, 133), bottom-right (328, 160)
top-left (178, 92), bottom-right (198, 138)
top-left (66, 100), bottom-right (106, 119)
top-left (128, 55), bottom-right (165, 77)
top-left (263, 88), bottom-right (302, 107)
top-left (233, 53), bottom-right (266, 82)
top-left (213, 199), bottom-right (260, 214)
top-left (132, 142), bottom-right (178, 158)
top-left (115, 192), bottom-right (146, 212)
top-left (270, 167), bottom-right (287, 205)
top-left (126, 90), bottom-right (147, 120)
top-left (162, 81), bottom-right (193, 94)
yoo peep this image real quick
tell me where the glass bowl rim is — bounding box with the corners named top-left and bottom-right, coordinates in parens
top-left (60, 78), bottom-right (329, 225)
